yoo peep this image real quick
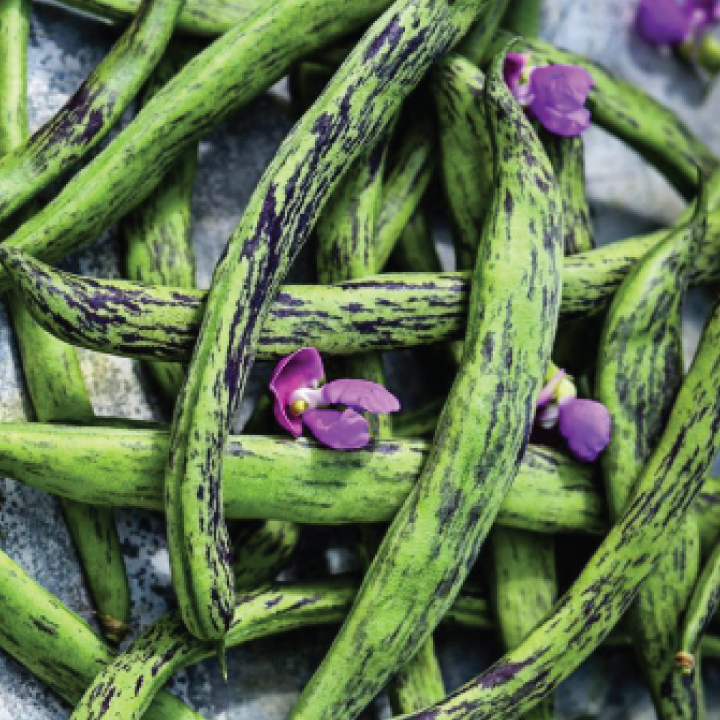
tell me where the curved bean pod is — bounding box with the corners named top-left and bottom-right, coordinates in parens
top-left (697, 477), bottom-right (720, 553)
top-left (0, 0), bottom-right (395, 294)
top-left (479, 33), bottom-right (716, 198)
top-left (287, 43), bottom-right (562, 720)
top-left (52, 0), bottom-right (257, 37)
top-left (677, 540), bottom-right (720, 681)
top-left (433, 54), bottom-right (492, 271)
top-left (0, 0), bottom-right (130, 644)
top-left (0, 424), bottom-right (605, 534)
top-left (394, 287), bottom-right (720, 720)
top-left (7, 209), bottom-right (720, 362)
top-left (0, 548), bottom-right (206, 720)
top-left (164, 0), bottom-right (496, 644)
top-left (0, 0), bottom-right (185, 223)
top-left (596, 187), bottom-right (707, 718)
top-left (123, 48), bottom-right (199, 403)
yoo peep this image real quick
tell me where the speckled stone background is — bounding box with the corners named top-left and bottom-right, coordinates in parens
top-left (1, 1), bottom-right (720, 719)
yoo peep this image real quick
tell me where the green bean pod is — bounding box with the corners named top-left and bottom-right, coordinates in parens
top-left (490, 527), bottom-right (556, 720)
top-left (374, 111), bottom-right (436, 272)
top-left (232, 521), bottom-right (300, 590)
top-left (433, 54), bottom-right (492, 270)
top-left (318, 126), bottom-right (445, 713)
top-left (53, 0), bottom-right (257, 37)
top-left (287, 43), bottom-right (562, 720)
top-left (678, 539), bottom-right (720, 683)
top-left (0, 0), bottom-right (130, 644)
top-left (0, 0), bottom-right (185, 223)
top-left (480, 33), bottom-right (716, 198)
top-left (596, 188), bottom-right (707, 718)
top-left (288, 62), bottom-right (334, 116)
top-left (501, 0), bottom-right (542, 37)
top-left (123, 49), bottom-right (199, 403)
top-left (456, 0), bottom-right (511, 63)
top-left (0, 424), bottom-right (605, 534)
top-left (9, 207), bottom-right (720, 363)
top-left (542, 132), bottom-right (593, 255)
top-left (0, 547), bottom-right (206, 720)
top-left (164, 0), bottom-right (496, 645)
top-left (394, 289), bottom-right (720, 720)
top-left (0, 0), bottom-right (396, 295)
top-left (390, 210), bottom-right (441, 272)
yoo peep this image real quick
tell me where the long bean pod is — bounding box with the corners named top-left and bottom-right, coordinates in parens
top-left (395, 289), bottom-right (720, 720)
top-left (0, 0), bottom-right (185, 223)
top-left (164, 0), bottom-right (497, 645)
top-left (0, 0), bottom-right (130, 643)
top-left (0, 0), bottom-right (396, 295)
top-left (478, 33), bottom-right (716, 198)
top-left (123, 48), bottom-right (199, 402)
top-left (318, 122), bottom-right (446, 714)
top-left (7, 208), bottom-right (720, 363)
top-left (53, 0), bottom-right (257, 37)
top-left (287, 43), bottom-right (562, 720)
top-left (433, 54), bottom-right (492, 271)
top-left (232, 521), bottom-right (300, 590)
top-left (0, 547), bottom-right (206, 720)
top-left (596, 186), bottom-right (707, 718)
top-left (0, 424), bottom-right (605, 533)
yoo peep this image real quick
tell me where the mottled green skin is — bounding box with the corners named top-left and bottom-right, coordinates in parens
top-left (287, 45), bottom-right (562, 720)
top-left (165, 0), bottom-right (494, 644)
top-left (433, 55), bottom-right (492, 270)
top-left (490, 527), bottom-right (556, 720)
top-left (374, 112), bottom-right (436, 272)
top-left (0, 0), bottom-right (396, 295)
top-left (0, 548), bottom-right (206, 720)
top-left (123, 49), bottom-right (199, 403)
top-left (11, 210), bottom-right (720, 362)
top-left (456, 0), bottom-right (511, 63)
top-left (232, 521), bottom-right (300, 590)
top-left (0, 0), bottom-right (130, 645)
top-left (0, 425), bottom-right (605, 534)
top-left (397, 297), bottom-right (720, 720)
top-left (542, 133), bottom-right (593, 255)
top-left (55, 0), bottom-right (258, 37)
top-left (0, 0), bottom-right (185, 224)
top-left (393, 399), bottom-right (445, 438)
top-left (597, 195), bottom-right (707, 717)
top-left (501, 0), bottom-right (542, 37)
top-left (482, 33), bottom-right (717, 198)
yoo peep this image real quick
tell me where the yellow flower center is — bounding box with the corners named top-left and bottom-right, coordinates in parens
top-left (290, 398), bottom-right (310, 416)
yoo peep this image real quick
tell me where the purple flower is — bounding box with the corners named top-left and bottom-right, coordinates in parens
top-left (269, 347), bottom-right (400, 450)
top-left (635, 0), bottom-right (720, 47)
top-left (504, 52), bottom-right (595, 137)
top-left (534, 369), bottom-right (611, 462)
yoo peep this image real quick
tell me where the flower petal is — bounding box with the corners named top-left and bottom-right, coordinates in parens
top-left (269, 347), bottom-right (325, 436)
top-left (635, 0), bottom-right (693, 46)
top-left (558, 398), bottom-right (611, 462)
top-left (528, 65), bottom-right (594, 137)
top-left (504, 52), bottom-right (534, 105)
top-left (303, 408), bottom-right (370, 450)
top-left (321, 379), bottom-right (400, 415)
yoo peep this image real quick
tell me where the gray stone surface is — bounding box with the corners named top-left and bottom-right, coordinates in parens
top-left (0, 1), bottom-right (719, 718)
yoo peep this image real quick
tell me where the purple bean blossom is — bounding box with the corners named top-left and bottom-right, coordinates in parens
top-left (270, 347), bottom-right (400, 450)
